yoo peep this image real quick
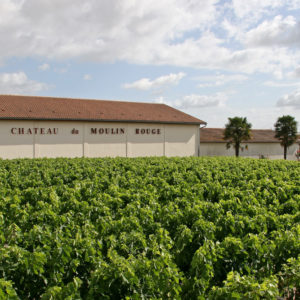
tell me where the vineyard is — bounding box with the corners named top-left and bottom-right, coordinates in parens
top-left (0, 157), bottom-right (299, 299)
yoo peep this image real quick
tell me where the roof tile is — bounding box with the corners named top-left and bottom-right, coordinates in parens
top-left (200, 128), bottom-right (280, 143)
top-left (0, 95), bottom-right (206, 125)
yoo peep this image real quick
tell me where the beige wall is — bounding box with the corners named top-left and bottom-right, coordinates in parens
top-left (86, 123), bottom-right (127, 158)
top-left (0, 120), bottom-right (35, 159)
top-left (0, 120), bottom-right (199, 159)
top-left (36, 121), bottom-right (84, 158)
top-left (165, 124), bottom-right (199, 157)
top-left (127, 124), bottom-right (164, 157)
top-left (200, 142), bottom-right (299, 160)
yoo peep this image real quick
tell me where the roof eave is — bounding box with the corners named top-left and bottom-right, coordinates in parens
top-left (0, 117), bottom-right (205, 125)
top-left (200, 141), bottom-right (280, 143)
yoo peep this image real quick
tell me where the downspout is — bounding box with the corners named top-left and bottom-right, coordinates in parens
top-left (198, 123), bottom-right (207, 156)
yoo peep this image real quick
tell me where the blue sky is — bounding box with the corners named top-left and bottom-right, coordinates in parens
top-left (0, 0), bottom-right (299, 129)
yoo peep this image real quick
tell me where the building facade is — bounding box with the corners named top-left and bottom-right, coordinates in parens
top-left (0, 95), bottom-right (206, 159)
top-left (200, 128), bottom-right (299, 160)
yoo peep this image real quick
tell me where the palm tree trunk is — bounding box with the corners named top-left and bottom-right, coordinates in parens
top-left (235, 145), bottom-right (239, 157)
top-left (284, 145), bottom-right (287, 160)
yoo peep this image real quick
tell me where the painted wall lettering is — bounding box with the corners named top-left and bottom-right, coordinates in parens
top-left (11, 128), bottom-right (58, 135)
top-left (71, 128), bottom-right (79, 134)
top-left (90, 128), bottom-right (125, 134)
top-left (135, 128), bottom-right (161, 135)
top-left (11, 127), bottom-right (163, 136)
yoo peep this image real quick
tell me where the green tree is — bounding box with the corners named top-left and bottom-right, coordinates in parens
top-left (274, 115), bottom-right (298, 160)
top-left (224, 117), bottom-right (252, 157)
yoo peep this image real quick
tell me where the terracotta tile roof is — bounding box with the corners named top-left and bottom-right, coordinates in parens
top-left (200, 128), bottom-right (280, 143)
top-left (0, 95), bottom-right (206, 125)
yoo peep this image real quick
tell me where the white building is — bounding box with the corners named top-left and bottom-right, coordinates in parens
top-left (0, 95), bottom-right (206, 159)
top-left (200, 128), bottom-right (299, 160)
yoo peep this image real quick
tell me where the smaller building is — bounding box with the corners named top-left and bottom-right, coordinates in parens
top-left (200, 128), bottom-right (299, 160)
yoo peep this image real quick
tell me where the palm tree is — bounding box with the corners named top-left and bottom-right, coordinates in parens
top-left (224, 117), bottom-right (252, 157)
top-left (274, 115), bottom-right (298, 160)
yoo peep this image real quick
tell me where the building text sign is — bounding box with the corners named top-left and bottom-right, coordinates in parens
top-left (91, 128), bottom-right (125, 134)
top-left (10, 127), bottom-right (162, 135)
top-left (11, 128), bottom-right (58, 135)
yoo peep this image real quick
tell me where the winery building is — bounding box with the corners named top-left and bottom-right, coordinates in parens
top-left (200, 128), bottom-right (299, 160)
top-left (0, 95), bottom-right (206, 159)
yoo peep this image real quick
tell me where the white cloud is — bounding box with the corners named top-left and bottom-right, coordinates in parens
top-left (287, 0), bottom-right (300, 10)
top-left (83, 74), bottom-right (92, 80)
top-left (176, 93), bottom-right (227, 108)
top-left (188, 105), bottom-right (299, 130)
top-left (54, 67), bottom-right (68, 73)
top-left (290, 66), bottom-right (300, 77)
top-left (0, 71), bottom-right (49, 94)
top-left (222, 19), bottom-right (243, 40)
top-left (197, 73), bottom-right (248, 87)
top-left (123, 72), bottom-right (186, 91)
top-left (244, 15), bottom-right (300, 47)
top-left (0, 0), bottom-right (299, 78)
top-left (277, 90), bottom-right (300, 108)
top-left (156, 96), bottom-right (300, 131)
top-left (263, 81), bottom-right (300, 87)
top-left (157, 93), bottom-right (227, 109)
top-left (38, 63), bottom-right (50, 71)
top-left (231, 0), bottom-right (283, 20)
top-left (225, 47), bottom-right (298, 75)
top-left (143, 32), bottom-right (231, 68)
top-left (0, 0), bottom-right (218, 64)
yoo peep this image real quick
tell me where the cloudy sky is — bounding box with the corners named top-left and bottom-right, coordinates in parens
top-left (0, 0), bottom-right (300, 129)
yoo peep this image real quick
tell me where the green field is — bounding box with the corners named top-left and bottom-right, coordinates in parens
top-left (0, 157), bottom-right (299, 299)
